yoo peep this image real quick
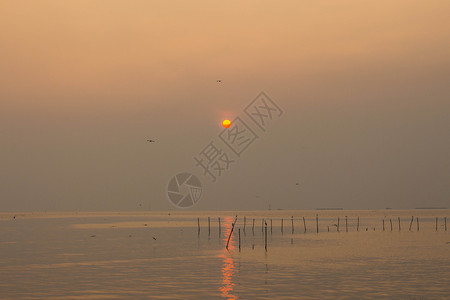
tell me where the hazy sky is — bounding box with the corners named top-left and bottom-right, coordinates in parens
top-left (1, 0), bottom-right (449, 211)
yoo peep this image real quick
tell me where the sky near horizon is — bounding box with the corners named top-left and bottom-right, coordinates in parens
top-left (1, 0), bottom-right (449, 211)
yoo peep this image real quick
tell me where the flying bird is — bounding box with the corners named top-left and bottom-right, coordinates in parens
top-left (147, 139), bottom-right (156, 143)
top-left (216, 80), bottom-right (222, 83)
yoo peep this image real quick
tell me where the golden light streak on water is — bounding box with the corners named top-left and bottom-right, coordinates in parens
top-left (218, 217), bottom-right (237, 300)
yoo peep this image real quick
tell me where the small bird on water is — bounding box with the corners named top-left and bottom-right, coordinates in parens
top-left (147, 139), bottom-right (156, 143)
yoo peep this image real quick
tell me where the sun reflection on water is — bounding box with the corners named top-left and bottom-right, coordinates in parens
top-left (218, 217), bottom-right (237, 300)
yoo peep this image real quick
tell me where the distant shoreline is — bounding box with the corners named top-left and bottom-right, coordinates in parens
top-left (415, 207), bottom-right (447, 210)
top-left (1, 208), bottom-right (449, 221)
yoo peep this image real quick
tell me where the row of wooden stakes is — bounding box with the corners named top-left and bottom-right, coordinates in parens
top-left (196, 215), bottom-right (448, 251)
top-left (197, 215), bottom-right (448, 235)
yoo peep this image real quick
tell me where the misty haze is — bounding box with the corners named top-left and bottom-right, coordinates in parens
top-left (1, 1), bottom-right (449, 299)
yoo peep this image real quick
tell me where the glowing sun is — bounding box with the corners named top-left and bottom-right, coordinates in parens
top-left (222, 119), bottom-right (231, 128)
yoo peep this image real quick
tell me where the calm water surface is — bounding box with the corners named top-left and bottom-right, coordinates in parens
top-left (0, 210), bottom-right (449, 299)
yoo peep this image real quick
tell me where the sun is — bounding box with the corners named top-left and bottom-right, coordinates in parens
top-left (222, 119), bottom-right (231, 128)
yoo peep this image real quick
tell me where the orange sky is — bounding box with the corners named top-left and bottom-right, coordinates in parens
top-left (1, 1), bottom-right (449, 210)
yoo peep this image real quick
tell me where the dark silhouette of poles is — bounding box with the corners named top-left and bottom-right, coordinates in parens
top-left (270, 219), bottom-right (273, 234)
top-left (291, 216), bottom-right (294, 234)
top-left (445, 217), bottom-right (447, 231)
top-left (390, 218), bottom-right (393, 231)
top-left (303, 217), bottom-right (307, 233)
top-left (226, 216), bottom-right (238, 250)
top-left (383, 219), bottom-right (385, 231)
top-left (281, 218), bottom-right (284, 234)
top-left (417, 217), bottom-right (419, 232)
top-left (243, 216), bottom-right (246, 234)
top-left (398, 217), bottom-right (401, 231)
top-left (218, 217), bottom-right (221, 237)
top-left (208, 217), bottom-right (211, 237)
top-left (337, 217), bottom-right (340, 232)
top-left (409, 216), bottom-right (414, 231)
top-left (198, 217), bottom-right (200, 235)
top-left (238, 228), bottom-right (241, 252)
top-left (264, 221), bottom-right (268, 251)
top-left (345, 216), bottom-right (348, 232)
top-left (252, 218), bottom-right (255, 235)
top-left (316, 214), bottom-right (319, 233)
top-left (261, 218), bottom-right (264, 233)
top-left (357, 216), bottom-right (360, 232)
top-left (436, 217), bottom-right (438, 231)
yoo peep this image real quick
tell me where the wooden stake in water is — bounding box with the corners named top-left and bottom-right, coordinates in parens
top-left (382, 219), bottom-right (385, 231)
top-left (198, 217), bottom-right (200, 234)
top-left (281, 218), bottom-right (284, 234)
top-left (303, 217), bottom-right (307, 233)
top-left (218, 217), bottom-right (221, 237)
top-left (357, 216), bottom-right (360, 232)
top-left (316, 214), bottom-right (319, 233)
top-left (243, 216), bottom-right (246, 233)
top-left (409, 216), bottom-right (413, 231)
top-left (208, 217), bottom-right (211, 237)
top-left (252, 218), bottom-right (255, 235)
top-left (262, 218), bottom-right (264, 233)
top-left (337, 217), bottom-right (340, 232)
top-left (271, 219), bottom-right (273, 234)
top-left (291, 216), bottom-right (294, 234)
top-left (345, 216), bottom-right (348, 232)
top-left (398, 217), bottom-right (401, 231)
top-left (390, 218), bottom-right (393, 231)
top-left (264, 221), bottom-right (268, 251)
top-left (238, 228), bottom-right (241, 252)
top-left (445, 217), bottom-right (447, 231)
top-left (226, 216), bottom-right (238, 250)
top-left (417, 217), bottom-right (419, 232)
top-left (436, 217), bottom-right (438, 232)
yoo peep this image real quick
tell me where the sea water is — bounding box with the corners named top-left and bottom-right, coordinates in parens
top-left (0, 210), bottom-right (449, 299)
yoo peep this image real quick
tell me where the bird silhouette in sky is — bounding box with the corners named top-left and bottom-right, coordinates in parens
top-left (147, 139), bottom-right (156, 143)
top-left (216, 80), bottom-right (222, 83)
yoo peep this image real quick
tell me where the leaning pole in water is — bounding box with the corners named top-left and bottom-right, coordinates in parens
top-left (226, 216), bottom-right (238, 250)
